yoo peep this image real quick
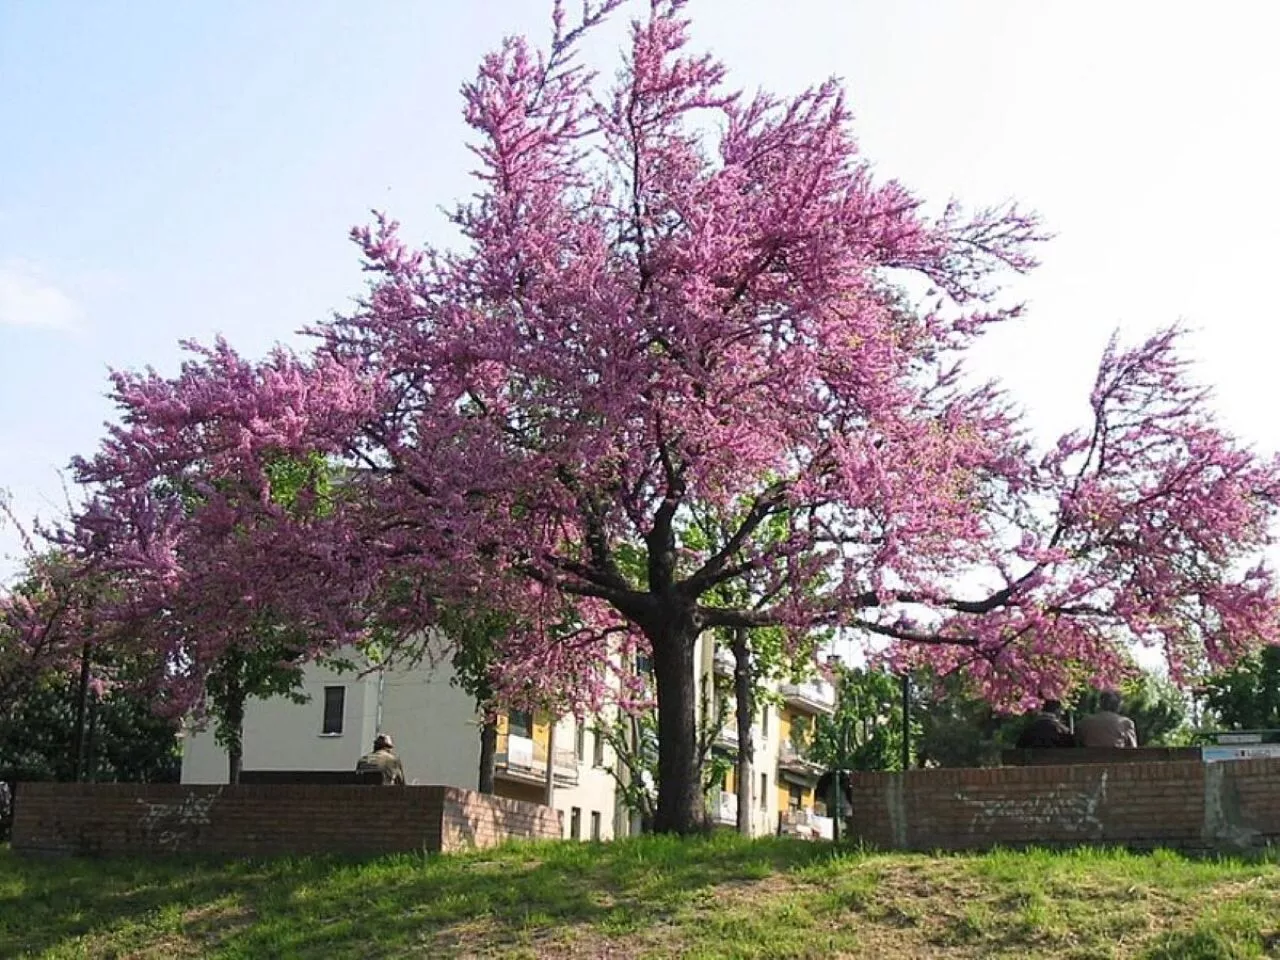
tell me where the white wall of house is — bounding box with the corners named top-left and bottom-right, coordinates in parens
top-left (181, 660), bottom-right (378, 783)
top-left (550, 714), bottom-right (624, 842)
top-left (179, 652), bottom-right (626, 842)
top-left (377, 658), bottom-right (483, 788)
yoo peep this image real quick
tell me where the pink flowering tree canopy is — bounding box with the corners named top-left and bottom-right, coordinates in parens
top-left (68, 0), bottom-right (1279, 833)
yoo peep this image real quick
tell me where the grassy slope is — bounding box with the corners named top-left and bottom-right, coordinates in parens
top-left (1, 836), bottom-right (1278, 959)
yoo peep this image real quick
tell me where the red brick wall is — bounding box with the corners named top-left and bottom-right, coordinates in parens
top-left (847, 759), bottom-right (1280, 853)
top-left (11, 783), bottom-right (563, 858)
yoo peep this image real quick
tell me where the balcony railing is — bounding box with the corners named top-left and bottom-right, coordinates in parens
top-left (779, 808), bottom-right (834, 841)
top-left (777, 742), bottom-right (824, 777)
top-left (715, 723), bottom-right (739, 748)
top-left (779, 678), bottom-right (836, 714)
top-left (495, 733), bottom-right (579, 786)
top-left (710, 789), bottom-right (738, 825)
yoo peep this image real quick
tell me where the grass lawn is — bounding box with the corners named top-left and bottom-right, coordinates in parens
top-left (1, 835), bottom-right (1278, 959)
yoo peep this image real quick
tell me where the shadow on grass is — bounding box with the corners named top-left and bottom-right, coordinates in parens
top-left (0, 834), bottom-right (843, 958)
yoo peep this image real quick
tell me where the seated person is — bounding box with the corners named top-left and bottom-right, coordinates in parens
top-left (1075, 690), bottom-right (1138, 748)
top-left (1015, 699), bottom-right (1075, 748)
top-left (356, 733), bottom-right (406, 784)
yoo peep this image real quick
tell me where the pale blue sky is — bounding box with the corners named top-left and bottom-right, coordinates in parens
top-left (3, 0), bottom-right (1279, 578)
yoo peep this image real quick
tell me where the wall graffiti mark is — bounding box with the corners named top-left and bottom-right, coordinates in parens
top-left (956, 772), bottom-right (1108, 836)
top-left (135, 790), bottom-right (221, 849)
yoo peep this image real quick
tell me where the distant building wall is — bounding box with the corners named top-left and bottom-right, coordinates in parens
top-left (11, 783), bottom-right (562, 858)
top-left (848, 758), bottom-right (1280, 853)
top-left (178, 654), bottom-right (625, 841)
top-left (378, 659), bottom-right (480, 789)
top-left (180, 662), bottom-right (378, 784)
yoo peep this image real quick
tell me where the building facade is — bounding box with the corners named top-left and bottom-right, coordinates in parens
top-left (705, 647), bottom-right (837, 839)
top-left (180, 653), bottom-right (626, 842)
top-left (180, 634), bottom-right (837, 841)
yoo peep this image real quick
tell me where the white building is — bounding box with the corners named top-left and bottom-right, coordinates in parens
top-left (181, 652), bottom-right (626, 841)
top-left (181, 634), bottom-right (837, 841)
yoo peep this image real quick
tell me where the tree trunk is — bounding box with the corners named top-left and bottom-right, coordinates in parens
top-left (72, 644), bottom-right (92, 783)
top-left (477, 717), bottom-right (497, 794)
top-left (651, 620), bottom-right (703, 835)
top-left (85, 694), bottom-right (99, 783)
top-left (225, 685), bottom-right (245, 786)
top-left (731, 629), bottom-right (754, 837)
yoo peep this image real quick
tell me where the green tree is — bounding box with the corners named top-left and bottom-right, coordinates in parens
top-left (914, 671), bottom-right (1016, 768)
top-left (438, 600), bottom-right (516, 795)
top-left (1201, 645), bottom-right (1280, 731)
top-left (0, 662), bottom-right (181, 840)
top-left (199, 452), bottom-right (339, 784)
top-left (811, 665), bottom-right (908, 774)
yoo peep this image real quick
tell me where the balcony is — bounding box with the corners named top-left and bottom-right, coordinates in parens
top-left (715, 723), bottom-right (739, 749)
top-left (710, 789), bottom-right (738, 826)
top-left (777, 742), bottom-right (824, 778)
top-left (779, 808), bottom-right (834, 841)
top-left (713, 647), bottom-right (735, 677)
top-left (779, 678), bottom-right (836, 715)
top-left (495, 733), bottom-right (579, 787)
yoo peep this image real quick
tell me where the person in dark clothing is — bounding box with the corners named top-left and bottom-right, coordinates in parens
top-left (1016, 700), bottom-right (1075, 749)
top-left (355, 733), bottom-right (406, 784)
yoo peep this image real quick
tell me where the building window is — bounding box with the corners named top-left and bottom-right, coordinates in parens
top-left (590, 810), bottom-right (602, 841)
top-left (508, 710), bottom-right (533, 739)
top-left (788, 783), bottom-right (804, 811)
top-left (760, 706), bottom-right (770, 738)
top-left (321, 686), bottom-right (345, 735)
top-left (760, 773), bottom-right (768, 808)
top-left (575, 724), bottom-right (586, 762)
top-left (635, 653), bottom-right (652, 675)
top-left (570, 807), bottom-right (582, 840)
top-left (592, 727), bottom-right (606, 767)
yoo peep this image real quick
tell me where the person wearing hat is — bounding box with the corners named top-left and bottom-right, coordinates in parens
top-left (356, 733), bottom-right (406, 784)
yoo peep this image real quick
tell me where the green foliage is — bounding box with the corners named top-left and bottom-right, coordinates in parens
top-left (1201, 645), bottom-right (1280, 731)
top-left (204, 640), bottom-right (310, 763)
top-left (262, 449), bottom-right (336, 517)
top-left (597, 672), bottom-right (730, 829)
top-left (915, 671), bottom-right (1017, 768)
top-left (911, 667), bottom-right (1192, 769)
top-left (200, 452), bottom-right (344, 767)
top-left (0, 669), bottom-right (180, 786)
top-left (811, 665), bottom-right (909, 772)
top-left (439, 602), bottom-right (517, 709)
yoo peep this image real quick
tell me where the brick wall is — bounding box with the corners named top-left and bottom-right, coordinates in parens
top-left (847, 759), bottom-right (1280, 853)
top-left (10, 783), bottom-right (563, 858)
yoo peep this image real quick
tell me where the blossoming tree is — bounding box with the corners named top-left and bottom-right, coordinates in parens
top-left (67, 0), bottom-right (1278, 833)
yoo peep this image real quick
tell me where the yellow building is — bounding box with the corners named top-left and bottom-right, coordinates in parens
top-left (708, 647), bottom-right (837, 838)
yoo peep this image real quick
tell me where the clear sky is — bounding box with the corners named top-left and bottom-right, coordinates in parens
top-left (2, 0), bottom-right (1278, 579)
